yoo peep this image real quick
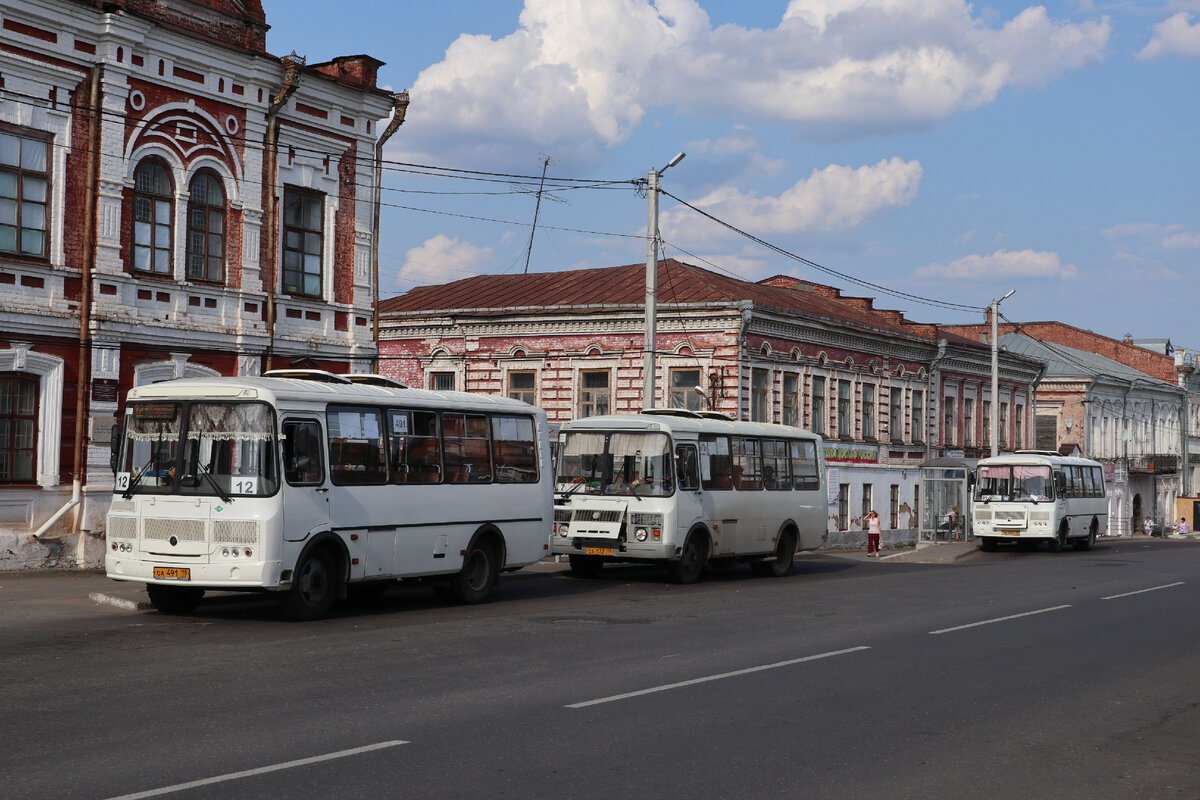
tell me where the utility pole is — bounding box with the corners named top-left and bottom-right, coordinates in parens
top-left (991, 289), bottom-right (1015, 457)
top-left (523, 155), bottom-right (554, 274)
top-left (643, 152), bottom-right (685, 410)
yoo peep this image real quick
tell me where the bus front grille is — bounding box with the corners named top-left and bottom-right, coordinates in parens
top-left (143, 518), bottom-right (207, 543)
top-left (214, 520), bottom-right (259, 545)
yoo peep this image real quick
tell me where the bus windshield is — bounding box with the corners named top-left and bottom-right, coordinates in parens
top-left (119, 401), bottom-right (278, 498)
top-left (975, 464), bottom-right (1053, 502)
top-left (556, 430), bottom-right (673, 497)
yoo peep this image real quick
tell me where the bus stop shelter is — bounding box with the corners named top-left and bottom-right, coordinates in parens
top-left (920, 457), bottom-right (971, 543)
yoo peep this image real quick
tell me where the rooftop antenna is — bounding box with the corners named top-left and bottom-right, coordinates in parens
top-left (523, 154), bottom-right (556, 274)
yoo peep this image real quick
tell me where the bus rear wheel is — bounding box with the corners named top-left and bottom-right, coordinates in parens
top-left (449, 540), bottom-right (497, 604)
top-left (280, 548), bottom-right (339, 621)
top-left (752, 531), bottom-right (795, 577)
top-left (146, 584), bottom-right (205, 615)
top-left (670, 533), bottom-right (707, 584)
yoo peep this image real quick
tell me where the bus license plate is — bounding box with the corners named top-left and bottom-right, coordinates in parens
top-left (153, 566), bottom-right (191, 581)
top-left (1000, 530), bottom-right (1021, 536)
top-left (584, 547), bottom-right (614, 556)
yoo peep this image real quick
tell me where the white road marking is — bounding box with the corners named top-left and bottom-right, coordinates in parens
top-left (929, 605), bottom-right (1072, 635)
top-left (1102, 582), bottom-right (1185, 601)
top-left (566, 646), bottom-right (871, 709)
top-left (102, 740), bottom-right (409, 800)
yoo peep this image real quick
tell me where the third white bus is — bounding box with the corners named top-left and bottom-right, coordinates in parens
top-left (551, 410), bottom-right (827, 582)
top-left (972, 450), bottom-right (1108, 552)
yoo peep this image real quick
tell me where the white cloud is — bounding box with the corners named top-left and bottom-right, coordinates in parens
top-left (396, 234), bottom-right (494, 289)
top-left (1102, 222), bottom-right (1200, 250)
top-left (661, 157), bottom-right (923, 243)
top-left (401, 0), bottom-right (1111, 160)
top-left (914, 249), bottom-right (1078, 280)
top-left (1139, 12), bottom-right (1200, 59)
top-left (1163, 231), bottom-right (1200, 250)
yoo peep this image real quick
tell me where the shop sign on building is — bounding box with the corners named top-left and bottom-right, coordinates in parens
top-left (825, 442), bottom-right (880, 464)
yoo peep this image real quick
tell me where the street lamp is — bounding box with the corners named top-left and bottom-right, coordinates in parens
top-left (643, 152), bottom-right (686, 410)
top-left (991, 289), bottom-right (1015, 457)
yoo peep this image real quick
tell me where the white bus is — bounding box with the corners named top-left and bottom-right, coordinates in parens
top-left (106, 371), bottom-right (553, 619)
top-left (551, 410), bottom-right (826, 582)
top-left (972, 450), bottom-right (1108, 552)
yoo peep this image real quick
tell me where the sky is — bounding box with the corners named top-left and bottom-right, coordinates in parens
top-left (262, 0), bottom-right (1200, 351)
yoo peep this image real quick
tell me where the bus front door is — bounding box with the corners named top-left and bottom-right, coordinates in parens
top-left (281, 419), bottom-right (331, 543)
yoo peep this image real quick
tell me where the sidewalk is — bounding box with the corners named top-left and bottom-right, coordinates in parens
top-left (821, 539), bottom-right (980, 564)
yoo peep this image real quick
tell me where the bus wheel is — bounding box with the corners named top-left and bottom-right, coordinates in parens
top-left (568, 554), bottom-right (603, 578)
top-left (670, 533), bottom-right (707, 584)
top-left (1075, 525), bottom-right (1096, 551)
top-left (752, 531), bottom-right (795, 577)
top-left (1048, 526), bottom-right (1067, 553)
top-left (449, 540), bottom-right (497, 604)
top-left (146, 584), bottom-right (205, 615)
top-left (980, 537), bottom-right (997, 552)
top-left (280, 548), bottom-right (339, 621)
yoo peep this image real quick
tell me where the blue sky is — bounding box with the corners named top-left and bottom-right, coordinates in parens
top-left (263, 1), bottom-right (1200, 349)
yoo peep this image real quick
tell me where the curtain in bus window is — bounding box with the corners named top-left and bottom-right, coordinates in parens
top-left (558, 432), bottom-right (605, 486)
top-left (183, 403), bottom-right (277, 496)
top-left (976, 465), bottom-right (1011, 499)
top-left (443, 412), bottom-right (491, 483)
top-left (732, 436), bottom-right (762, 490)
top-left (492, 415), bottom-right (537, 483)
top-left (327, 406), bottom-right (387, 485)
top-left (1012, 465), bottom-right (1051, 501)
top-left (790, 439), bottom-right (819, 490)
top-left (699, 434), bottom-right (731, 489)
top-left (124, 403), bottom-right (182, 489)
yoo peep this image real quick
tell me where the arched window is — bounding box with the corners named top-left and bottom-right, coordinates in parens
top-left (132, 160), bottom-right (173, 274)
top-left (0, 373), bottom-right (38, 484)
top-left (186, 171), bottom-right (225, 282)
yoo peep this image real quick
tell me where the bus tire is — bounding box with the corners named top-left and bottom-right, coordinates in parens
top-left (280, 547), bottom-right (339, 621)
top-left (979, 537), bottom-right (997, 552)
top-left (567, 554), bottom-right (603, 578)
top-left (449, 539), bottom-right (498, 604)
top-left (1048, 525), bottom-right (1067, 553)
top-left (752, 530), bottom-right (795, 577)
top-left (670, 532), bottom-right (707, 584)
top-left (146, 584), bottom-right (205, 615)
top-left (1075, 523), bottom-right (1097, 551)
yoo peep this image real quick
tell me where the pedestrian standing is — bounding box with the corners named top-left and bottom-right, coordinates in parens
top-left (1143, 516), bottom-right (1154, 536)
top-left (867, 510), bottom-right (882, 557)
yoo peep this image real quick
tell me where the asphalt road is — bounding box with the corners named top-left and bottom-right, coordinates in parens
top-left (3, 539), bottom-right (1199, 800)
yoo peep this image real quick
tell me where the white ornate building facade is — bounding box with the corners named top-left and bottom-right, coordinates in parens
top-left (0, 0), bottom-right (400, 568)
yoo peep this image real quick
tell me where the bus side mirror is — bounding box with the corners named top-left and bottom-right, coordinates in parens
top-left (109, 424), bottom-right (121, 473)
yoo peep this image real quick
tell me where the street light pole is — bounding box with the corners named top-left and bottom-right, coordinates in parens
top-left (643, 152), bottom-right (685, 411)
top-left (991, 289), bottom-right (1015, 457)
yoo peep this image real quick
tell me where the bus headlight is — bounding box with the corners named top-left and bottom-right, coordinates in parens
top-left (558, 524), bottom-right (569, 537)
top-left (634, 527), bottom-right (649, 542)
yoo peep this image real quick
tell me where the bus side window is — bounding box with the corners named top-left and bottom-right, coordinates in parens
top-left (676, 445), bottom-right (699, 491)
top-left (283, 420), bottom-right (324, 485)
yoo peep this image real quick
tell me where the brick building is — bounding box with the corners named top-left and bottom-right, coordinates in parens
top-left (0, 0), bottom-right (401, 568)
top-left (376, 259), bottom-right (1045, 544)
top-left (946, 318), bottom-right (1200, 528)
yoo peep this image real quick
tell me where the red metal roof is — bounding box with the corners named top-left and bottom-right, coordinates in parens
top-left (377, 258), bottom-right (975, 345)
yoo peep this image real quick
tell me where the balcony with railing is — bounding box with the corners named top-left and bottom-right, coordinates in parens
top-left (1127, 454), bottom-right (1179, 474)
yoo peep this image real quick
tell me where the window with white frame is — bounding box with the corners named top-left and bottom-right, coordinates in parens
top-left (132, 159), bottom-right (174, 274)
top-left (0, 127), bottom-right (50, 259)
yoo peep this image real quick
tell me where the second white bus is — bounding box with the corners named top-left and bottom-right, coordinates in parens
top-left (972, 450), bottom-right (1108, 552)
top-left (551, 410), bottom-right (827, 582)
top-left (106, 372), bottom-right (553, 619)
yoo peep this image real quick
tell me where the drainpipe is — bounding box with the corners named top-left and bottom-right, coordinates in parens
top-left (735, 300), bottom-right (753, 421)
top-left (40, 66), bottom-right (102, 539)
top-left (926, 338), bottom-right (948, 464)
top-left (371, 90), bottom-right (410, 363)
top-left (263, 53), bottom-right (304, 372)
